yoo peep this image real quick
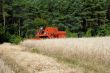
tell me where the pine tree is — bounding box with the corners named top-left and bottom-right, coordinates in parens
top-left (107, 5), bottom-right (110, 20)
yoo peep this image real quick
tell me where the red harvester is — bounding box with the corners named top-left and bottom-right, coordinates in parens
top-left (34, 27), bottom-right (66, 39)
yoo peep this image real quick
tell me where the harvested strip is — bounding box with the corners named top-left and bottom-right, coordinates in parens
top-left (0, 43), bottom-right (80, 73)
top-left (0, 43), bottom-right (26, 51)
top-left (2, 51), bottom-right (76, 73)
top-left (1, 55), bottom-right (30, 73)
top-left (0, 58), bottom-right (15, 73)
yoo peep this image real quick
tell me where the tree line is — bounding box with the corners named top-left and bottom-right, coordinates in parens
top-left (0, 0), bottom-right (110, 43)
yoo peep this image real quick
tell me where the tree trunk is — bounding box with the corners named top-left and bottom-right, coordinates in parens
top-left (3, 13), bottom-right (6, 32)
top-left (2, 0), bottom-right (6, 33)
top-left (18, 18), bottom-right (21, 36)
top-left (107, 5), bottom-right (110, 20)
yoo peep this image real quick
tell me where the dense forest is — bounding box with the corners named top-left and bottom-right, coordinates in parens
top-left (0, 0), bottom-right (110, 43)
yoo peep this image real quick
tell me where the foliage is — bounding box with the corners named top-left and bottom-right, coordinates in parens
top-left (33, 18), bottom-right (48, 27)
top-left (86, 28), bottom-right (93, 37)
top-left (97, 24), bottom-right (110, 36)
top-left (0, 0), bottom-right (110, 43)
top-left (9, 35), bottom-right (23, 44)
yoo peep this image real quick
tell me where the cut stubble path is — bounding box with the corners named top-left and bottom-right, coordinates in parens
top-left (0, 43), bottom-right (79, 73)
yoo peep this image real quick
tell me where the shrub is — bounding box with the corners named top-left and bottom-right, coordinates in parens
top-left (67, 32), bottom-right (78, 37)
top-left (97, 24), bottom-right (110, 36)
top-left (85, 28), bottom-right (93, 37)
top-left (9, 35), bottom-right (23, 44)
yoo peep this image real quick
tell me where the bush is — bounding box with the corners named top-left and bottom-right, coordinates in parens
top-left (9, 35), bottom-right (23, 44)
top-left (97, 24), bottom-right (110, 36)
top-left (85, 28), bottom-right (93, 37)
top-left (67, 31), bottom-right (78, 37)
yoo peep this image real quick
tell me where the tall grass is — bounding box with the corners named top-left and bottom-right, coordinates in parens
top-left (0, 59), bottom-right (14, 73)
top-left (21, 37), bottom-right (110, 73)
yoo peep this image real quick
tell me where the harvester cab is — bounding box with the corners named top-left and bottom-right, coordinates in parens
top-left (38, 26), bottom-right (45, 34)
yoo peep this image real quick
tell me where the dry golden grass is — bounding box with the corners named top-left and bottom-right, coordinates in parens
top-left (21, 37), bottom-right (110, 73)
top-left (1, 37), bottom-right (110, 73)
top-left (0, 58), bottom-right (14, 73)
top-left (21, 37), bottom-right (110, 64)
top-left (0, 43), bottom-right (78, 73)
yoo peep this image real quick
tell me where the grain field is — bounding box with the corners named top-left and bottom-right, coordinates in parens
top-left (21, 37), bottom-right (110, 73)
